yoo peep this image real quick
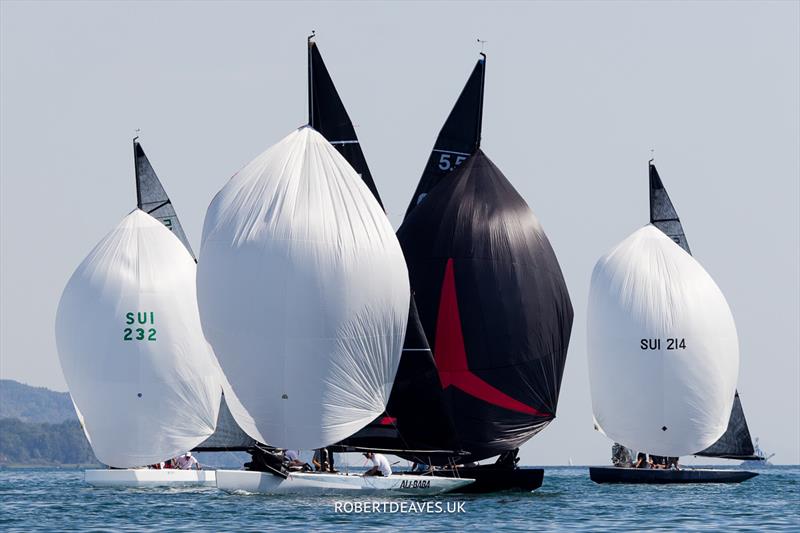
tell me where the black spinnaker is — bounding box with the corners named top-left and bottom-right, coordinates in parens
top-left (394, 56), bottom-right (573, 463)
top-left (398, 149), bottom-right (574, 462)
top-left (648, 161), bottom-right (757, 460)
top-left (306, 39), bottom-right (459, 457)
top-left (133, 138), bottom-right (257, 452)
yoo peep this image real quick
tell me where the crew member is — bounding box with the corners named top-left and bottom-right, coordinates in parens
top-left (362, 452), bottom-right (391, 477)
top-left (175, 452), bottom-right (201, 470)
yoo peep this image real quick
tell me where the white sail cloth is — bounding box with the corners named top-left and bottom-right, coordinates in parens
top-left (55, 210), bottom-right (222, 467)
top-left (197, 126), bottom-right (409, 450)
top-left (587, 225), bottom-right (739, 457)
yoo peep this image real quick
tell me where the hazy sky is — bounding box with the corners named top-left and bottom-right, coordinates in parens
top-left (1, 1), bottom-right (798, 465)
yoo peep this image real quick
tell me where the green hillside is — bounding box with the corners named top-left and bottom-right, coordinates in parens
top-left (0, 380), bottom-right (248, 468)
top-left (0, 418), bottom-right (98, 466)
top-left (0, 379), bottom-right (76, 424)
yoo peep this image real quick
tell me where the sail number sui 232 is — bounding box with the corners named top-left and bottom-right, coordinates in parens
top-left (640, 338), bottom-right (686, 350)
top-left (123, 312), bottom-right (157, 342)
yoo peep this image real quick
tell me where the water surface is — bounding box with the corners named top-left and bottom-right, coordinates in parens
top-left (0, 466), bottom-right (796, 532)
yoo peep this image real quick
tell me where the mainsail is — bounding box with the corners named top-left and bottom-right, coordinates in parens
top-left (308, 41), bottom-right (458, 455)
top-left (647, 162), bottom-right (756, 459)
top-left (696, 392), bottom-right (758, 460)
top-left (196, 127), bottom-right (409, 451)
top-left (649, 161), bottom-right (691, 254)
top-left (404, 56), bottom-right (485, 218)
top-left (55, 210), bottom-right (222, 467)
top-left (398, 149), bottom-right (574, 462)
top-left (134, 139), bottom-right (194, 257)
top-left (308, 38), bottom-right (382, 208)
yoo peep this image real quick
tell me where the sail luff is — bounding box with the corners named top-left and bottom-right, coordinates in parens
top-left (404, 57), bottom-right (486, 218)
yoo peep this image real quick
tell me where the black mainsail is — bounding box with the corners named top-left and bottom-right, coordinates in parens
top-left (696, 392), bottom-right (758, 460)
top-left (307, 39), bottom-right (458, 455)
top-left (404, 56), bottom-right (485, 218)
top-left (649, 161), bottom-right (691, 253)
top-left (133, 138), bottom-right (256, 452)
top-left (134, 139), bottom-right (194, 257)
top-left (648, 161), bottom-right (757, 460)
top-left (308, 37), bottom-right (383, 208)
top-left (396, 57), bottom-right (573, 463)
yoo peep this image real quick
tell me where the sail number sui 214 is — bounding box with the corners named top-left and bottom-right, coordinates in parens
top-left (123, 312), bottom-right (157, 341)
top-left (640, 338), bottom-right (686, 350)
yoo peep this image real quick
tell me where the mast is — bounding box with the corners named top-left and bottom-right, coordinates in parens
top-left (307, 36), bottom-right (383, 207)
top-left (648, 163), bottom-right (756, 459)
top-left (133, 138), bottom-right (195, 259)
top-left (404, 55), bottom-right (486, 218)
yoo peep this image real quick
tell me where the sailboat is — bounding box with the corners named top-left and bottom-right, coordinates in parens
top-left (56, 140), bottom-right (225, 487)
top-left (397, 54), bottom-right (573, 492)
top-left (587, 161), bottom-right (758, 484)
top-left (197, 42), bottom-right (472, 494)
top-left (313, 48), bottom-right (569, 492)
top-left (336, 54), bottom-right (572, 492)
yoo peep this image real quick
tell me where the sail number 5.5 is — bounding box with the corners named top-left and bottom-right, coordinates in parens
top-left (123, 311), bottom-right (157, 342)
top-left (436, 151), bottom-right (467, 171)
top-left (640, 338), bottom-right (686, 350)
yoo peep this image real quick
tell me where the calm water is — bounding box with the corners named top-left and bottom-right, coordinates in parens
top-left (0, 466), bottom-right (797, 532)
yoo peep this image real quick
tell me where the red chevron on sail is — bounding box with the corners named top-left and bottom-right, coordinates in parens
top-left (434, 258), bottom-right (548, 417)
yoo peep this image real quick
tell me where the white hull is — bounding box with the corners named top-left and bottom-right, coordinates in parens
top-left (85, 469), bottom-right (216, 487)
top-left (216, 470), bottom-right (473, 495)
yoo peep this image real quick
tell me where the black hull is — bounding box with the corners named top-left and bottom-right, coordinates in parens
top-left (589, 467), bottom-right (758, 484)
top-left (405, 466), bottom-right (543, 493)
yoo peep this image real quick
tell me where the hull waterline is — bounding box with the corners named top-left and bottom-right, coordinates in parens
top-left (84, 469), bottom-right (216, 487)
top-left (215, 470), bottom-right (474, 495)
top-left (412, 466), bottom-right (543, 493)
top-left (589, 467), bottom-right (758, 484)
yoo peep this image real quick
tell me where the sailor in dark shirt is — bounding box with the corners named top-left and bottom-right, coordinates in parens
top-left (633, 452), bottom-right (649, 469)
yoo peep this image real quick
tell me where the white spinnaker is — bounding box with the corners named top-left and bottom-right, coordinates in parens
top-left (587, 225), bottom-right (738, 457)
top-left (55, 210), bottom-right (221, 468)
top-left (197, 126), bottom-right (409, 450)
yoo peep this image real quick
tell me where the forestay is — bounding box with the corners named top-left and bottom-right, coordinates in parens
top-left (55, 210), bottom-right (221, 467)
top-left (197, 126), bottom-right (409, 451)
top-left (587, 225), bottom-right (739, 457)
